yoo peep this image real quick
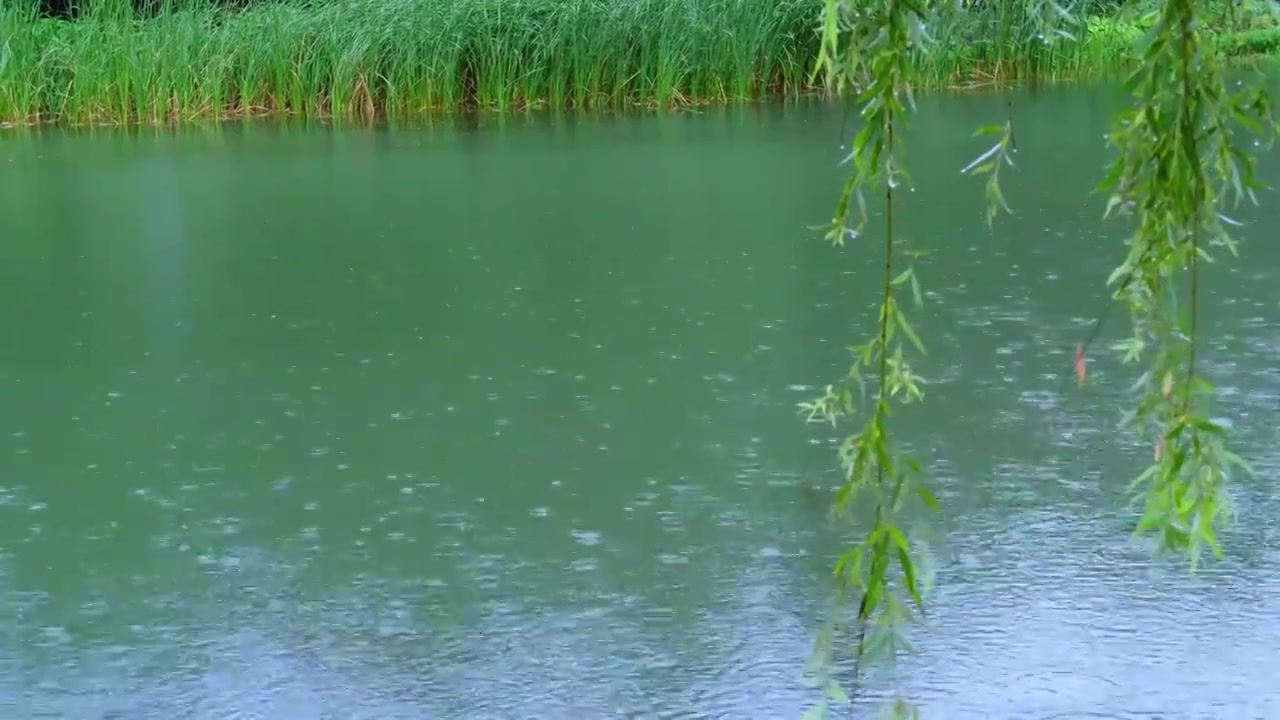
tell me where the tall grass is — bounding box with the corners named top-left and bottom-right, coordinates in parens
top-left (914, 2), bottom-right (1278, 90)
top-left (919, 9), bottom-right (1143, 89)
top-left (0, 0), bottom-right (1276, 126)
top-left (0, 0), bottom-right (821, 125)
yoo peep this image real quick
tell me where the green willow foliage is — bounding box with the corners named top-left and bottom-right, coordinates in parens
top-left (804, 0), bottom-right (1276, 715)
top-left (1099, 0), bottom-right (1276, 563)
top-left (800, 0), bottom-right (938, 716)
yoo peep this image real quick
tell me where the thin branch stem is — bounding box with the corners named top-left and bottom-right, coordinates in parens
top-left (1185, 227), bottom-right (1199, 409)
top-left (876, 123), bottom-right (895, 474)
top-left (1178, 0), bottom-right (1199, 409)
top-left (849, 109), bottom-right (897, 719)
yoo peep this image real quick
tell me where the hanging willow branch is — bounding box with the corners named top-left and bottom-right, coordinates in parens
top-left (956, 0), bottom-right (1276, 567)
top-left (1097, 0), bottom-right (1276, 566)
top-left (804, 0), bottom-right (1276, 717)
top-left (801, 0), bottom-right (938, 717)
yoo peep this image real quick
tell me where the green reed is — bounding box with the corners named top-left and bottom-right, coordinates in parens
top-left (0, 0), bottom-right (1275, 125)
top-left (0, 0), bottom-right (819, 125)
top-left (916, 10), bottom-right (1145, 89)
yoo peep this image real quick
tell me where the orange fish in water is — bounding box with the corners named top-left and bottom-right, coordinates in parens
top-left (1074, 343), bottom-right (1087, 388)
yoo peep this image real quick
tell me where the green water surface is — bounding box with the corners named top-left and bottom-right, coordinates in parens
top-left (1, 87), bottom-right (1278, 719)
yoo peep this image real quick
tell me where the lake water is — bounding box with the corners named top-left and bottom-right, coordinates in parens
top-left (1, 87), bottom-right (1278, 719)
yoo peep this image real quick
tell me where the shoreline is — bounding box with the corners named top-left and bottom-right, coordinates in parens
top-left (2, 2), bottom-right (1278, 129)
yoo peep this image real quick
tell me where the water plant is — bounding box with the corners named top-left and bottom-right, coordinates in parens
top-left (0, 0), bottom-right (820, 125)
top-left (1, 0), bottom-right (1276, 126)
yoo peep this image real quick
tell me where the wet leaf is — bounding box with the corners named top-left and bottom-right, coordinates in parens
top-left (1190, 417), bottom-right (1224, 436)
top-left (961, 140), bottom-right (1003, 175)
top-left (1220, 449), bottom-right (1255, 476)
top-left (1074, 343), bottom-right (1087, 387)
top-left (894, 543), bottom-right (922, 608)
top-left (916, 486), bottom-right (939, 511)
top-left (895, 311), bottom-right (925, 354)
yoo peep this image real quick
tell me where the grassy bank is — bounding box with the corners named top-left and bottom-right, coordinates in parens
top-left (1, 0), bottom-right (1278, 126)
top-left (0, 0), bottom-right (820, 125)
